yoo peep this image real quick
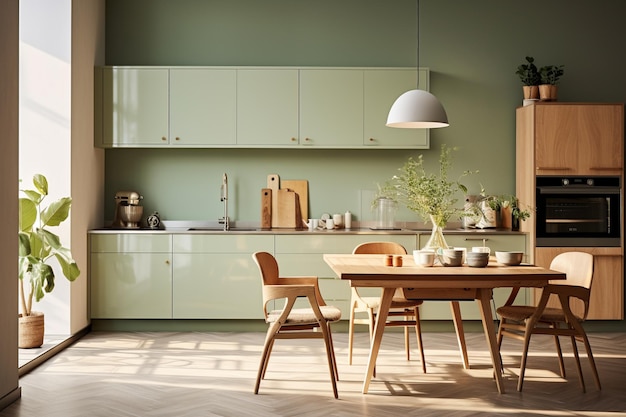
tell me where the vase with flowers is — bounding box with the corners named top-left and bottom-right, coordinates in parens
top-left (377, 144), bottom-right (479, 251)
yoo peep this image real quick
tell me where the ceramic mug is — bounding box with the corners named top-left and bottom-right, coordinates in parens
top-left (413, 250), bottom-right (435, 267)
top-left (325, 218), bottom-right (335, 229)
top-left (332, 213), bottom-right (343, 227)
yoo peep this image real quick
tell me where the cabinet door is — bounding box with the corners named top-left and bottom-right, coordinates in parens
top-left (91, 253), bottom-right (172, 318)
top-left (535, 247), bottom-right (623, 319)
top-left (363, 69), bottom-right (429, 148)
top-left (535, 104), bottom-right (624, 175)
top-left (299, 69), bottom-right (363, 147)
top-left (173, 253), bottom-right (263, 319)
top-left (170, 68), bottom-right (236, 145)
top-left (237, 69), bottom-right (299, 146)
top-left (102, 68), bottom-right (169, 146)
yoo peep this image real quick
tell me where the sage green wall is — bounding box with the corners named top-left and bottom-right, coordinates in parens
top-left (103, 0), bottom-right (626, 223)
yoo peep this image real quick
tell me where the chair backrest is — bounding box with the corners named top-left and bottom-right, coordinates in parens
top-left (252, 251), bottom-right (280, 286)
top-left (353, 241), bottom-right (407, 255)
top-left (549, 251), bottom-right (594, 290)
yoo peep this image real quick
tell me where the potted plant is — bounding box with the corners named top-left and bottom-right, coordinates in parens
top-left (516, 56), bottom-right (541, 100)
top-left (539, 64), bottom-right (564, 101)
top-left (377, 144), bottom-right (479, 250)
top-left (18, 174), bottom-right (80, 348)
top-left (509, 196), bottom-right (532, 231)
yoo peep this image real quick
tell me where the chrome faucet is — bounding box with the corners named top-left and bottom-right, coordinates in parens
top-left (219, 173), bottom-right (230, 231)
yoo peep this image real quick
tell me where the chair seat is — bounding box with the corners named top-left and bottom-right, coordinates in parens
top-left (358, 296), bottom-right (423, 310)
top-left (497, 305), bottom-right (582, 323)
top-left (267, 306), bottom-right (342, 325)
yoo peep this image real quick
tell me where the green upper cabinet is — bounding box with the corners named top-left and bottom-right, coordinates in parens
top-left (95, 66), bottom-right (432, 149)
top-left (299, 69), bottom-right (364, 147)
top-left (101, 67), bottom-right (169, 146)
top-left (170, 68), bottom-right (237, 146)
top-left (236, 69), bottom-right (299, 146)
top-left (363, 69), bottom-right (430, 148)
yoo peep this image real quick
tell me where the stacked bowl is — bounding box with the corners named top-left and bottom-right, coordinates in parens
top-left (466, 251), bottom-right (490, 268)
top-left (439, 249), bottom-right (464, 267)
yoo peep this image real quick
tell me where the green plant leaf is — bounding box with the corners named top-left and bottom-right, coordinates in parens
top-left (39, 228), bottom-right (63, 251)
top-left (21, 190), bottom-right (43, 204)
top-left (33, 173), bottom-right (49, 196)
top-left (30, 262), bottom-right (55, 302)
top-left (19, 198), bottom-right (37, 232)
top-left (18, 231), bottom-right (31, 257)
top-left (54, 253), bottom-right (80, 281)
top-left (41, 197), bottom-right (71, 227)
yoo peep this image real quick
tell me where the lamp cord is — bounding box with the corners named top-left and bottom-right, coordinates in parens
top-left (416, 0), bottom-right (420, 89)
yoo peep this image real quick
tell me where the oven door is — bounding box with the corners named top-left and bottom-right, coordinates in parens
top-left (536, 185), bottom-right (621, 247)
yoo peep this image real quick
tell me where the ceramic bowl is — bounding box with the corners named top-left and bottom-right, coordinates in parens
top-left (495, 251), bottom-right (524, 266)
top-left (466, 252), bottom-right (489, 268)
top-left (439, 249), bottom-right (464, 267)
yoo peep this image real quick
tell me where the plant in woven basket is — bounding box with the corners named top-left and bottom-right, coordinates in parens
top-left (19, 174), bottom-right (80, 318)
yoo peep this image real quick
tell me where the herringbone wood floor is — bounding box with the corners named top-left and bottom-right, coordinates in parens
top-left (3, 331), bottom-right (626, 417)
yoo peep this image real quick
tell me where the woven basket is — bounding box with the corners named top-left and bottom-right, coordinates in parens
top-left (18, 311), bottom-right (45, 348)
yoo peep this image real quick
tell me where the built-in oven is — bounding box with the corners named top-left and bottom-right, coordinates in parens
top-left (535, 176), bottom-right (622, 247)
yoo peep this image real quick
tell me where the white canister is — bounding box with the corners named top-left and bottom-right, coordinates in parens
top-left (325, 218), bottom-right (335, 229)
top-left (344, 211), bottom-right (352, 229)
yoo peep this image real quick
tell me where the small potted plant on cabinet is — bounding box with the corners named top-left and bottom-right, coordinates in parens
top-left (516, 56), bottom-right (541, 100)
top-left (539, 64), bottom-right (564, 101)
top-left (18, 174), bottom-right (80, 348)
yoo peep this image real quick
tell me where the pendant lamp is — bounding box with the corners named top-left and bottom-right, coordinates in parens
top-left (386, 0), bottom-right (449, 129)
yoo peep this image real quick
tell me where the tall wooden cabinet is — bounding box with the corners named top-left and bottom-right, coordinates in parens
top-left (516, 102), bottom-right (624, 319)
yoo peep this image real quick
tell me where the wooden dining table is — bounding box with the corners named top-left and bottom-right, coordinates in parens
top-left (323, 253), bottom-right (566, 394)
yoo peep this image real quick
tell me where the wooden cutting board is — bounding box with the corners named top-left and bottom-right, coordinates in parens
top-left (260, 188), bottom-right (272, 229)
top-left (276, 189), bottom-right (298, 228)
top-left (281, 179), bottom-right (308, 221)
top-left (267, 174), bottom-right (280, 227)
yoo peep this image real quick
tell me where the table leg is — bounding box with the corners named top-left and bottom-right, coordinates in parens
top-left (362, 287), bottom-right (395, 394)
top-left (450, 301), bottom-right (470, 369)
top-left (476, 288), bottom-right (505, 394)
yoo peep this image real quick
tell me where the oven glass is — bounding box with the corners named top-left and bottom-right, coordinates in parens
top-left (535, 185), bottom-right (621, 247)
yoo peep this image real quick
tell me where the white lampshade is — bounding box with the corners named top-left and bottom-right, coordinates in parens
top-left (386, 89), bottom-right (449, 128)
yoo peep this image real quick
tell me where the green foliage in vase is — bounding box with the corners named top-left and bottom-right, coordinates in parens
top-left (378, 144), bottom-right (478, 228)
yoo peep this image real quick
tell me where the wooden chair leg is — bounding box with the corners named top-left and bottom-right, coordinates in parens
top-left (255, 329), bottom-right (278, 394)
top-left (320, 322), bottom-right (339, 399)
top-left (552, 327), bottom-right (566, 378)
top-left (348, 304), bottom-right (356, 365)
top-left (404, 317), bottom-right (410, 361)
top-left (570, 335), bottom-right (586, 393)
top-left (578, 334), bottom-right (602, 390)
top-left (414, 306), bottom-right (426, 373)
top-left (327, 324), bottom-right (339, 381)
top-left (517, 330), bottom-right (533, 392)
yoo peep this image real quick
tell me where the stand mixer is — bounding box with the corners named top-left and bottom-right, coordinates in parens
top-left (111, 191), bottom-right (143, 228)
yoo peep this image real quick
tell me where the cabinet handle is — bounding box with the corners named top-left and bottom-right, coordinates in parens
top-left (369, 138), bottom-right (376, 142)
top-left (304, 137), bottom-right (311, 142)
top-left (175, 137), bottom-right (180, 141)
top-left (464, 238), bottom-right (490, 241)
top-left (165, 260), bottom-right (170, 265)
top-left (536, 167), bottom-right (571, 170)
top-left (290, 137), bottom-right (297, 142)
top-left (161, 136), bottom-right (167, 141)
top-left (590, 167), bottom-right (621, 170)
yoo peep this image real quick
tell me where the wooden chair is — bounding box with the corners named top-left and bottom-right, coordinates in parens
top-left (252, 251), bottom-right (342, 398)
top-left (348, 241), bottom-right (427, 373)
top-left (496, 251), bottom-right (601, 392)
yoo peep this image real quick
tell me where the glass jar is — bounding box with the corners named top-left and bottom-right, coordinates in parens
top-left (375, 197), bottom-right (397, 229)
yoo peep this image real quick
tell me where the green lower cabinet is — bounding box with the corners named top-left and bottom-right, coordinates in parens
top-left (91, 252), bottom-right (173, 319)
top-left (90, 234), bottom-right (173, 319)
top-left (172, 234), bottom-right (273, 319)
top-left (172, 253), bottom-right (263, 319)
